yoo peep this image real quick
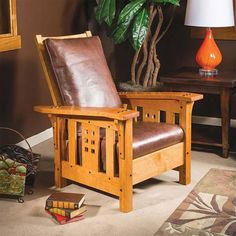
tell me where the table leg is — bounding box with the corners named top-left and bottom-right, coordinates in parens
top-left (220, 88), bottom-right (231, 158)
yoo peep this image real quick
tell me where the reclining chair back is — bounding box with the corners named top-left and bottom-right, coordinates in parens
top-left (36, 31), bottom-right (121, 108)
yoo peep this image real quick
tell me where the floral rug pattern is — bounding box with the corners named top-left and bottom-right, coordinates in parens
top-left (155, 169), bottom-right (236, 236)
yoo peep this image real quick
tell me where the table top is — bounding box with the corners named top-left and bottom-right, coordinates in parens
top-left (160, 67), bottom-right (236, 88)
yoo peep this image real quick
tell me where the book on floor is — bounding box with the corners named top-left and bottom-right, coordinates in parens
top-left (46, 204), bottom-right (87, 219)
top-left (45, 192), bottom-right (85, 209)
top-left (45, 209), bottom-right (84, 225)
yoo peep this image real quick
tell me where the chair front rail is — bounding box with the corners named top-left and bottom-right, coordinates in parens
top-left (133, 142), bottom-right (184, 185)
top-left (61, 160), bottom-right (121, 196)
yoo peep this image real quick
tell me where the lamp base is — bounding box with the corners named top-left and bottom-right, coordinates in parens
top-left (199, 68), bottom-right (218, 77)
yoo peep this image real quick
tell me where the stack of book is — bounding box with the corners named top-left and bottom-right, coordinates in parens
top-left (45, 192), bottom-right (86, 224)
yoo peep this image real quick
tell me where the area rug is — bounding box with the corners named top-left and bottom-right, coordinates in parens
top-left (155, 168), bottom-right (236, 236)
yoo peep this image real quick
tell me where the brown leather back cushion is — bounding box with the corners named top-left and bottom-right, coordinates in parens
top-left (44, 36), bottom-right (121, 108)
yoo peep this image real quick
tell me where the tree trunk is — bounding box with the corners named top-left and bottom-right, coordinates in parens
top-left (130, 5), bottom-right (176, 88)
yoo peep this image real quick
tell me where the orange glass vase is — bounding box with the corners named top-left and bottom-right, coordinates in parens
top-left (196, 28), bottom-right (222, 75)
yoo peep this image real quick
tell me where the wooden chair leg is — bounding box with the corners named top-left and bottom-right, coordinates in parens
top-left (179, 153), bottom-right (191, 185)
top-left (51, 116), bottom-right (67, 188)
top-left (119, 119), bottom-right (133, 212)
top-left (119, 181), bottom-right (133, 213)
top-left (54, 149), bottom-right (67, 188)
top-left (119, 147), bottom-right (133, 212)
top-left (179, 102), bottom-right (193, 185)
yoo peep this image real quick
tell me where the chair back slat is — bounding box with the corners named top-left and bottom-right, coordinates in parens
top-left (105, 128), bottom-right (116, 177)
top-left (166, 111), bottom-right (176, 124)
top-left (68, 119), bottom-right (78, 166)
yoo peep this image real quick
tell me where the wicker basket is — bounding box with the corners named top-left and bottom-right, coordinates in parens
top-left (0, 154), bottom-right (27, 202)
top-left (0, 127), bottom-right (41, 202)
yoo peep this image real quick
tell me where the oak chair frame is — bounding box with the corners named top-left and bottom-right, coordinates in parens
top-left (35, 31), bottom-right (203, 212)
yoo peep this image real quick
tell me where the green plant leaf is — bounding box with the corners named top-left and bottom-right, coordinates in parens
top-left (96, 0), bottom-right (116, 26)
top-left (132, 8), bottom-right (148, 51)
top-left (112, 0), bottom-right (146, 44)
top-left (150, 0), bottom-right (180, 6)
top-left (96, 0), bottom-right (106, 24)
top-left (112, 24), bottom-right (129, 43)
top-left (117, 0), bottom-right (146, 25)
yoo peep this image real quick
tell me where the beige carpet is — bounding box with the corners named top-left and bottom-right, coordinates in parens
top-left (0, 138), bottom-right (235, 236)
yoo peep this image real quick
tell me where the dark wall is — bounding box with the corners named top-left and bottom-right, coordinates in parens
top-left (158, 1), bottom-right (236, 118)
top-left (1, 0), bottom-right (236, 144)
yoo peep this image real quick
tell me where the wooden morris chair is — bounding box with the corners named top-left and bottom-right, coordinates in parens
top-left (35, 31), bottom-right (202, 212)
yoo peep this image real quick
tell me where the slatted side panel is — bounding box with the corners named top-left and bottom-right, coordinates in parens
top-left (81, 123), bottom-right (100, 171)
top-left (142, 107), bottom-right (160, 122)
top-left (64, 119), bottom-right (120, 196)
top-left (128, 99), bottom-right (182, 125)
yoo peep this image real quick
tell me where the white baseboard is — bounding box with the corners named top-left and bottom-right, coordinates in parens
top-left (15, 116), bottom-right (236, 149)
top-left (192, 116), bottom-right (236, 128)
top-left (17, 128), bottom-right (53, 149)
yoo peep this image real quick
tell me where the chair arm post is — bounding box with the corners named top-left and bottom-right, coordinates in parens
top-left (48, 115), bottom-right (67, 188)
top-left (118, 119), bottom-right (133, 212)
top-left (179, 101), bottom-right (194, 185)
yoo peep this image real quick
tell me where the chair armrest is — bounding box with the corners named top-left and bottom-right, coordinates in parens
top-left (34, 106), bottom-right (139, 121)
top-left (119, 92), bottom-right (203, 102)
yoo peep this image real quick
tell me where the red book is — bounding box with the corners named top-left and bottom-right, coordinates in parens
top-left (45, 210), bottom-right (84, 224)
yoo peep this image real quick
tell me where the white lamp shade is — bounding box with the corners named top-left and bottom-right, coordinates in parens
top-left (185, 0), bottom-right (235, 27)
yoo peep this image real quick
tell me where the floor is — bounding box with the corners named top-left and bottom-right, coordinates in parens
top-left (0, 138), bottom-right (235, 236)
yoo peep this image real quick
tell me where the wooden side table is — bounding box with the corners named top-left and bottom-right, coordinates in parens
top-left (160, 68), bottom-right (236, 158)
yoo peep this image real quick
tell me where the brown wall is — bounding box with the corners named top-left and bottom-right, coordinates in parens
top-left (0, 0), bottom-right (87, 144)
top-left (0, 0), bottom-right (235, 144)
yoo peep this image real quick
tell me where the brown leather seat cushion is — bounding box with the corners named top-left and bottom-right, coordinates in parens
top-left (132, 122), bottom-right (184, 158)
top-left (99, 122), bottom-right (184, 170)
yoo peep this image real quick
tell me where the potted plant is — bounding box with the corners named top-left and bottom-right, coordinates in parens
top-left (96, 0), bottom-right (180, 89)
